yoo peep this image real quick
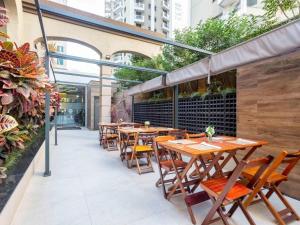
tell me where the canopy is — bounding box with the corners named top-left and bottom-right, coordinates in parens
top-left (127, 19), bottom-right (300, 95)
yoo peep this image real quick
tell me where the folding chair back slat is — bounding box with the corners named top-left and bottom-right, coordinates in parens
top-left (200, 156), bottom-right (273, 225)
top-left (241, 150), bottom-right (300, 225)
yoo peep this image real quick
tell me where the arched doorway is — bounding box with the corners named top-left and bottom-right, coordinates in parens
top-left (35, 37), bottom-right (102, 129)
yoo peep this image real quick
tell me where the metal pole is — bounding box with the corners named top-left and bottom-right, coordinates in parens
top-left (131, 96), bottom-right (135, 122)
top-left (172, 85), bottom-right (179, 128)
top-left (34, 0), bottom-right (51, 177)
top-left (54, 106), bottom-right (58, 146)
top-left (99, 65), bottom-right (103, 125)
top-left (44, 91), bottom-right (51, 176)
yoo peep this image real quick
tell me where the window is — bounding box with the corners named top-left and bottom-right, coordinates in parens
top-left (247, 0), bottom-right (257, 6)
top-left (148, 3), bottom-right (151, 9)
top-left (155, 17), bottom-right (157, 22)
top-left (57, 58), bottom-right (64, 65)
top-left (148, 15), bottom-right (151, 20)
top-left (57, 45), bottom-right (64, 52)
top-left (154, 6), bottom-right (157, 11)
top-left (136, 23), bottom-right (141, 27)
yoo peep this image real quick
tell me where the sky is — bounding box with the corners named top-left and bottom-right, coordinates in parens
top-left (52, 0), bottom-right (106, 16)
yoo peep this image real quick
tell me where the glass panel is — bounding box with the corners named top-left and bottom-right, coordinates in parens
top-left (57, 85), bottom-right (85, 128)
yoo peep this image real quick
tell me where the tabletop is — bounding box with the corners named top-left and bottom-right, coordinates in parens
top-left (158, 136), bottom-right (268, 157)
top-left (99, 122), bottom-right (140, 127)
top-left (118, 126), bottom-right (178, 134)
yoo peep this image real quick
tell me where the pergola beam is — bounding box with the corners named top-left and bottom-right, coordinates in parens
top-left (50, 52), bottom-right (167, 74)
top-left (54, 70), bottom-right (142, 83)
top-left (39, 2), bottom-right (213, 55)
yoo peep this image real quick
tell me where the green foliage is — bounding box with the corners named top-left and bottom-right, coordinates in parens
top-left (116, 14), bottom-right (283, 87)
top-left (263, 0), bottom-right (300, 20)
top-left (114, 55), bottom-right (165, 88)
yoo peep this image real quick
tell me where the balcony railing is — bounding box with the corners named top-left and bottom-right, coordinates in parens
top-left (162, 1), bottom-right (169, 9)
top-left (162, 23), bottom-right (169, 31)
top-left (134, 15), bottom-right (145, 23)
top-left (135, 3), bottom-right (145, 11)
top-left (162, 12), bottom-right (170, 20)
top-left (113, 2), bottom-right (123, 11)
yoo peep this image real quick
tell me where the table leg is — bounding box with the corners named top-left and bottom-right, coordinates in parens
top-left (167, 154), bottom-right (196, 200)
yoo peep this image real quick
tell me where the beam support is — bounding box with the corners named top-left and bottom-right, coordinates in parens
top-left (131, 96), bottom-right (135, 122)
top-left (50, 52), bottom-right (167, 75)
top-left (172, 85), bottom-right (179, 128)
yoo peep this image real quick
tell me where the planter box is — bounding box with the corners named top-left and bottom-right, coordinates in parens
top-left (0, 133), bottom-right (45, 225)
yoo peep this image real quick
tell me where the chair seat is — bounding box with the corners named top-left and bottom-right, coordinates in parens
top-left (160, 160), bottom-right (187, 171)
top-left (131, 145), bottom-right (153, 152)
top-left (242, 166), bottom-right (287, 184)
top-left (105, 134), bottom-right (118, 139)
top-left (200, 177), bottom-right (252, 203)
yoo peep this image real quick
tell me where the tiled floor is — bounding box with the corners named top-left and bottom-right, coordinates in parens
top-left (11, 129), bottom-right (300, 225)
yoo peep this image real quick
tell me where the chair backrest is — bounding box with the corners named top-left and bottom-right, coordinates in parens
top-left (153, 136), bottom-right (176, 164)
top-left (214, 156), bottom-right (273, 203)
top-left (281, 150), bottom-right (300, 177)
top-left (168, 129), bottom-right (187, 139)
top-left (243, 151), bottom-right (288, 207)
top-left (186, 133), bottom-right (206, 139)
top-left (133, 131), bottom-right (158, 148)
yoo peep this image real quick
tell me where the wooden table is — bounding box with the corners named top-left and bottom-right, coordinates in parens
top-left (118, 126), bottom-right (178, 166)
top-left (158, 136), bottom-right (268, 206)
top-left (98, 122), bottom-right (140, 146)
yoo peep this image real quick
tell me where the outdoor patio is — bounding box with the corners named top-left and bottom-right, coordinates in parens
top-left (9, 129), bottom-right (300, 225)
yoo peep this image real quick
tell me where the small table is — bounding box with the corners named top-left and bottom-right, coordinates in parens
top-left (98, 122), bottom-right (140, 146)
top-left (158, 136), bottom-right (268, 209)
top-left (118, 127), bottom-right (178, 166)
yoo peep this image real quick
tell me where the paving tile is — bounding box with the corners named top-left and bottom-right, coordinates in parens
top-left (10, 129), bottom-right (300, 225)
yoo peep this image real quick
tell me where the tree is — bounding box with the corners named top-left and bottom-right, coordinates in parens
top-left (115, 14), bottom-right (280, 87)
top-left (263, 0), bottom-right (300, 20)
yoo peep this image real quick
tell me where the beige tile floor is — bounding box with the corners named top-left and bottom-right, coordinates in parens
top-left (10, 129), bottom-right (300, 225)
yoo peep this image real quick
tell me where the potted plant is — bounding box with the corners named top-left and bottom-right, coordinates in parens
top-left (144, 121), bottom-right (150, 128)
top-left (205, 126), bottom-right (215, 142)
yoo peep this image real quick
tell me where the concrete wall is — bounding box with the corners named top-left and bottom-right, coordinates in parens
top-left (237, 50), bottom-right (300, 199)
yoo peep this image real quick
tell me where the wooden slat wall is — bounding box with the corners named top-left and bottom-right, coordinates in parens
top-left (237, 50), bottom-right (300, 199)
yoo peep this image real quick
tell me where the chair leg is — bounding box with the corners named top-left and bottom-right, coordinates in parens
top-left (147, 152), bottom-right (154, 172)
top-left (135, 155), bottom-right (141, 174)
top-left (216, 208), bottom-right (230, 225)
top-left (258, 191), bottom-right (286, 225)
top-left (155, 170), bottom-right (168, 187)
top-left (187, 205), bottom-right (197, 225)
top-left (272, 185), bottom-right (300, 221)
top-left (238, 199), bottom-right (256, 225)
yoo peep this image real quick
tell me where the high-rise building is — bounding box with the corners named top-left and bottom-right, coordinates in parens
top-left (190, 0), bottom-right (264, 27)
top-left (106, 0), bottom-right (190, 38)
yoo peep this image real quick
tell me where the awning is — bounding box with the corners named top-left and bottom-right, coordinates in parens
top-left (210, 19), bottom-right (300, 74)
top-left (166, 58), bottom-right (209, 86)
top-left (127, 84), bottom-right (142, 96)
top-left (127, 19), bottom-right (300, 95)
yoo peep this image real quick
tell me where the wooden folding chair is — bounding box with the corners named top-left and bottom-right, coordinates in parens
top-left (199, 156), bottom-right (273, 225)
top-left (186, 132), bottom-right (206, 139)
top-left (168, 129), bottom-right (187, 139)
top-left (103, 127), bottom-right (119, 151)
top-left (130, 132), bottom-right (158, 174)
top-left (153, 136), bottom-right (188, 198)
top-left (239, 150), bottom-right (300, 225)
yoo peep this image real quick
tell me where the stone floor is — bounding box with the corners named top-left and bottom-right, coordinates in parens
top-left (10, 129), bottom-right (300, 225)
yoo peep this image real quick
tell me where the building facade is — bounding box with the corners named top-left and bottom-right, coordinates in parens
top-left (190, 0), bottom-right (264, 27)
top-left (106, 0), bottom-right (190, 38)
